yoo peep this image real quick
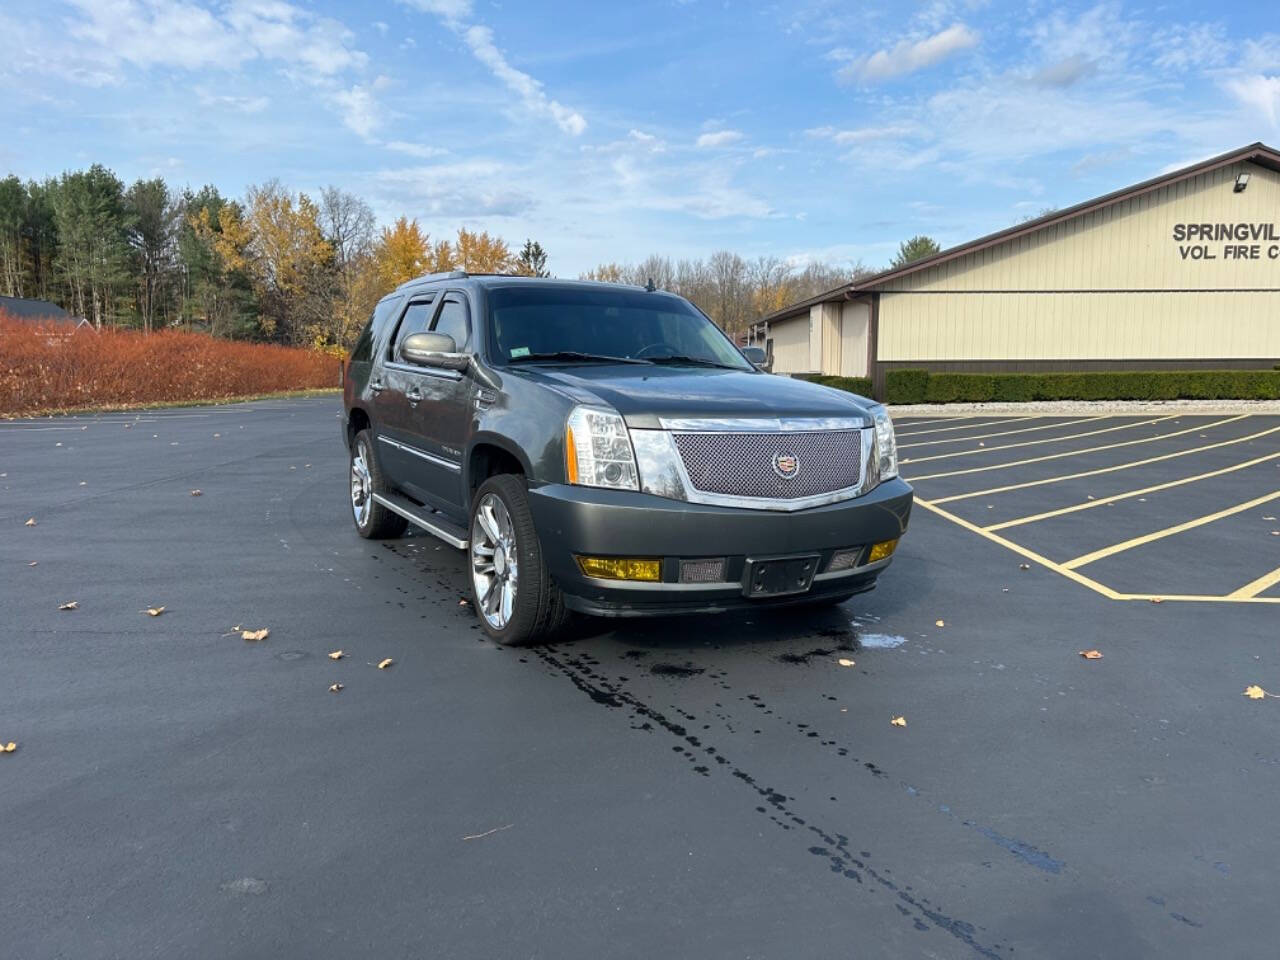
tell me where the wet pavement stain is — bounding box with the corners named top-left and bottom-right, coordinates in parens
top-left (649, 662), bottom-right (705, 678)
top-left (533, 645), bottom-right (1007, 959)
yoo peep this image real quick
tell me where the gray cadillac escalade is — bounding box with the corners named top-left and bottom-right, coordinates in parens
top-left (342, 272), bottom-right (912, 645)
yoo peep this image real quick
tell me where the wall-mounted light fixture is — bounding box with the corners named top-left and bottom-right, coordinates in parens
top-left (1235, 172), bottom-right (1251, 193)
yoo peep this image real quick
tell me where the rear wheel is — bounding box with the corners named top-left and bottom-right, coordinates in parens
top-left (350, 430), bottom-right (407, 540)
top-left (468, 474), bottom-right (571, 645)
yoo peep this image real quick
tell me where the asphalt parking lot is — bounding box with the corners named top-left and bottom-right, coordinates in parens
top-left (3, 398), bottom-right (1278, 959)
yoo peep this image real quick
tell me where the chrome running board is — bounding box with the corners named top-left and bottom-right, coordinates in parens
top-left (372, 492), bottom-right (469, 549)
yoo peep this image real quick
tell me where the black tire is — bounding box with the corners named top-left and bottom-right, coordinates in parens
top-left (467, 473), bottom-right (571, 645)
top-left (350, 430), bottom-right (407, 540)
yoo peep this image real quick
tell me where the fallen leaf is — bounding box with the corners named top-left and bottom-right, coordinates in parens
top-left (458, 598), bottom-right (470, 606)
top-left (241, 628), bottom-right (269, 642)
top-left (1079, 649), bottom-right (1103, 659)
top-left (190, 489), bottom-right (202, 497)
top-left (58, 601), bottom-right (78, 611)
top-left (28, 561), bottom-right (37, 567)
top-left (328, 650), bottom-right (345, 660)
top-left (329, 683), bottom-right (343, 693)
top-left (377, 658), bottom-right (394, 670)
top-left (1019, 563), bottom-right (1030, 571)
top-left (143, 606), bottom-right (166, 617)
top-left (25, 518), bottom-right (36, 526)
top-left (1263, 515), bottom-right (1277, 521)
top-left (890, 716), bottom-right (906, 727)
top-left (837, 658), bottom-right (855, 667)
top-left (1244, 685), bottom-right (1268, 700)
top-left (1, 742), bottom-right (16, 753)
top-left (1149, 598), bottom-right (1163, 604)
top-left (935, 619), bottom-right (945, 628)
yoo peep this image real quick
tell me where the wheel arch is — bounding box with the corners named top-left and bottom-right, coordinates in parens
top-left (466, 434), bottom-right (533, 501)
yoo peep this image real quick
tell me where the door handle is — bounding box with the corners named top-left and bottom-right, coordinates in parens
top-left (406, 388), bottom-right (422, 406)
top-left (369, 380), bottom-right (384, 394)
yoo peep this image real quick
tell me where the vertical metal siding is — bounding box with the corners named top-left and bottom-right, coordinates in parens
top-left (878, 161), bottom-right (1280, 361)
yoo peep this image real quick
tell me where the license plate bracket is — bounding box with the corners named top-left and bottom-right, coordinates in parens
top-left (743, 554), bottom-right (820, 598)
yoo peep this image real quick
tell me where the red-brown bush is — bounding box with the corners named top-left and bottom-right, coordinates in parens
top-left (0, 313), bottom-right (341, 416)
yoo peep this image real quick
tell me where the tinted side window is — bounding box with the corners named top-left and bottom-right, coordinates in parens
top-left (351, 295), bottom-right (403, 363)
top-left (390, 297), bottom-right (437, 360)
top-left (432, 296), bottom-right (468, 349)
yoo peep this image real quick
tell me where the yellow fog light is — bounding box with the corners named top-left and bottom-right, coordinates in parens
top-left (868, 539), bottom-right (899, 563)
top-left (576, 556), bottom-right (662, 582)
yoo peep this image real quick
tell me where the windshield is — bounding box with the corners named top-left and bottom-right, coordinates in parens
top-left (486, 285), bottom-right (753, 370)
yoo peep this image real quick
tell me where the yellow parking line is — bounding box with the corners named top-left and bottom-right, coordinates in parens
top-left (908, 415), bottom-right (1248, 482)
top-left (898, 416), bottom-right (1104, 450)
top-left (894, 416), bottom-right (1033, 438)
top-left (984, 451), bottom-right (1280, 531)
top-left (928, 424), bottom-right (1280, 504)
top-left (914, 496), bottom-right (1125, 598)
top-left (902, 416), bottom-right (1174, 465)
top-left (1229, 566), bottom-right (1280, 600)
top-left (916, 495), bottom-right (1280, 605)
top-left (1061, 490), bottom-right (1280, 570)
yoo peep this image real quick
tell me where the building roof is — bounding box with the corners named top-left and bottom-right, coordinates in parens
top-left (0, 295), bottom-right (77, 325)
top-left (762, 141), bottom-right (1280, 326)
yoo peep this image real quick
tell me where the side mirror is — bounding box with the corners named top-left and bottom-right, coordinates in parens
top-left (401, 332), bottom-right (470, 371)
top-left (741, 345), bottom-right (768, 369)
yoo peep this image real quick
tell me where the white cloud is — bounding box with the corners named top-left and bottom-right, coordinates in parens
top-left (385, 140), bottom-right (448, 159)
top-left (841, 24), bottom-right (978, 83)
top-left (333, 82), bottom-right (384, 139)
top-left (372, 20), bottom-right (388, 35)
top-left (397, 0), bottom-right (473, 21)
top-left (695, 129), bottom-right (743, 148)
top-left (195, 87), bottom-right (270, 113)
top-left (460, 25), bottom-right (586, 135)
top-left (1225, 74), bottom-right (1280, 128)
top-left (805, 125), bottom-right (916, 145)
top-left (62, 0), bottom-right (367, 77)
top-left (1032, 54), bottom-right (1096, 88)
top-left (375, 160), bottom-right (534, 217)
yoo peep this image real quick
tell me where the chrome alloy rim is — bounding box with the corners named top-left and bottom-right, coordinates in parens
top-left (351, 440), bottom-right (372, 527)
top-left (470, 493), bottom-right (517, 629)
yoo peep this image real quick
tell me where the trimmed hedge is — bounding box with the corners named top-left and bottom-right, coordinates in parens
top-left (883, 368), bottom-right (1280, 404)
top-left (796, 374), bottom-right (873, 397)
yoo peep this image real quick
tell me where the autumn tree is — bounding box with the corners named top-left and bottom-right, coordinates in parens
top-left (890, 235), bottom-right (941, 268)
top-left (234, 181), bottom-right (335, 344)
top-left (321, 186), bottom-right (377, 347)
top-left (454, 227), bottom-right (512, 273)
top-left (375, 216), bottom-right (430, 291)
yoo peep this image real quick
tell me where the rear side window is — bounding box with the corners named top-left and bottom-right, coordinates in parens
top-left (390, 296), bottom-right (437, 361)
top-left (350, 295), bottom-right (403, 363)
top-left (432, 295), bottom-right (469, 350)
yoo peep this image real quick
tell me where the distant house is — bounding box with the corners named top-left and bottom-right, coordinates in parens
top-left (0, 296), bottom-right (93, 332)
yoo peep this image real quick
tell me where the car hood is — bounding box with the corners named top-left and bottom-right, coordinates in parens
top-left (510, 364), bottom-right (873, 428)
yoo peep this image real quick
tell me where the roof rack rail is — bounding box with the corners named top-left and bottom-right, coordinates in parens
top-left (397, 270), bottom-right (468, 289)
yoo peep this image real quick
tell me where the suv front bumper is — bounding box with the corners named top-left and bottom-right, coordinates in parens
top-left (527, 478), bottom-right (913, 617)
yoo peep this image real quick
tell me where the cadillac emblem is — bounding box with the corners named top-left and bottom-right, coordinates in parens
top-left (772, 452), bottom-right (800, 479)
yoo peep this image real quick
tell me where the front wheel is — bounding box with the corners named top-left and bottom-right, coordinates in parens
top-left (468, 474), bottom-right (571, 645)
top-left (350, 430), bottom-right (407, 540)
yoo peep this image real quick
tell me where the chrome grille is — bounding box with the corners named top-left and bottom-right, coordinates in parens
top-left (672, 430), bottom-right (863, 500)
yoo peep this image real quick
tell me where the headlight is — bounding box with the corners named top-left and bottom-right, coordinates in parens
top-left (870, 404), bottom-right (898, 480)
top-left (630, 429), bottom-right (687, 501)
top-left (565, 406), bottom-right (638, 490)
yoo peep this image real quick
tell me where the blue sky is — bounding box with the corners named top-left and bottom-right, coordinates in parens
top-left (2, 0), bottom-right (1277, 275)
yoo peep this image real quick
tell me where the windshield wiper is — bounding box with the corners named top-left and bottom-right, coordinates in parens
top-left (645, 355), bottom-right (742, 370)
top-left (508, 351), bottom-right (652, 365)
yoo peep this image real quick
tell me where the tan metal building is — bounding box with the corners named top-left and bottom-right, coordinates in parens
top-left (757, 142), bottom-right (1280, 398)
